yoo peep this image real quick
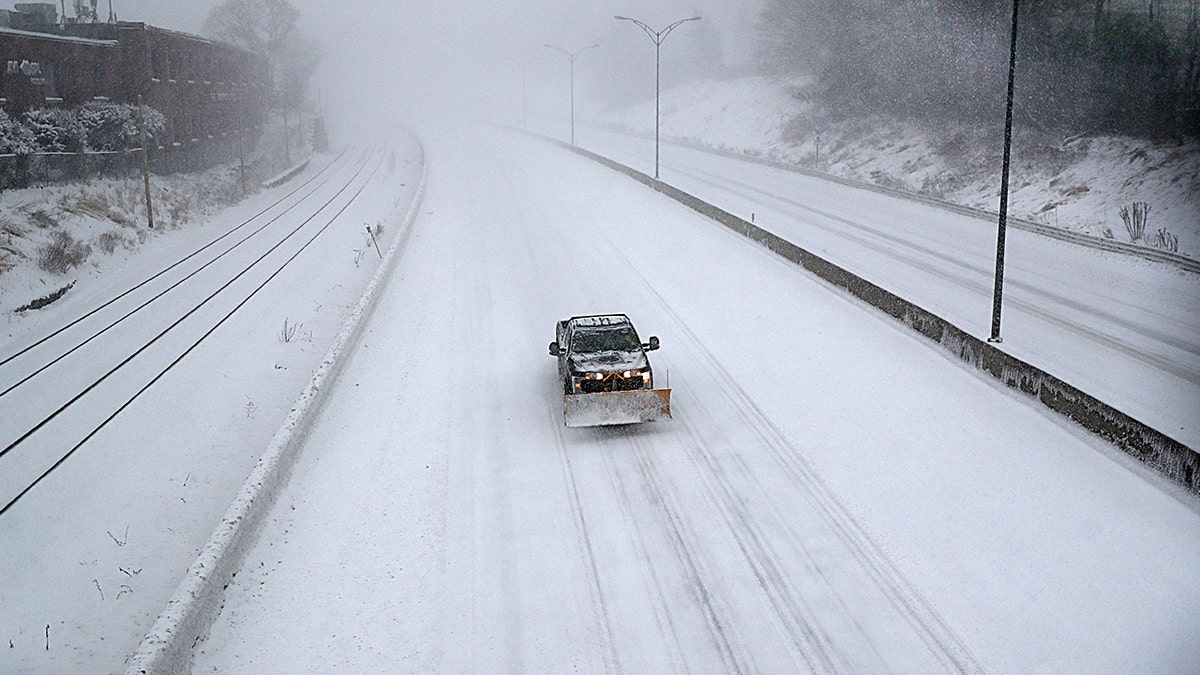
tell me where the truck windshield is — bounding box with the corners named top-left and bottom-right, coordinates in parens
top-left (572, 327), bottom-right (640, 353)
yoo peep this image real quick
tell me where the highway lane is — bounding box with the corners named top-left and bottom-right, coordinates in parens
top-left (195, 125), bottom-right (1200, 673)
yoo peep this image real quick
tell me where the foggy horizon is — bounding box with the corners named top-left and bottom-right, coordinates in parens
top-left (103, 0), bottom-right (764, 139)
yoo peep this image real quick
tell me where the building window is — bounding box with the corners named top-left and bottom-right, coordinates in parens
top-left (40, 61), bottom-right (56, 99)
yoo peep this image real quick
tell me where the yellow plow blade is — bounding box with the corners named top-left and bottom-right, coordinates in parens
top-left (563, 389), bottom-right (672, 428)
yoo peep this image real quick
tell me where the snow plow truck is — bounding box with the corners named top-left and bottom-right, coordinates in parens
top-left (549, 314), bottom-right (672, 428)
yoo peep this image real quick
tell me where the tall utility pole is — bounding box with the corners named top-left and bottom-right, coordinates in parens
top-left (545, 43), bottom-right (598, 146)
top-left (138, 95), bottom-right (154, 230)
top-left (990, 0), bottom-right (1020, 343)
top-left (615, 15), bottom-right (701, 179)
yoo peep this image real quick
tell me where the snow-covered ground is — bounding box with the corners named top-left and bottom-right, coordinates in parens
top-left (596, 75), bottom-right (1200, 259)
top-left (0, 135), bottom-right (423, 673)
top-left (191, 125), bottom-right (1200, 673)
top-left (2, 111), bottom-right (1197, 673)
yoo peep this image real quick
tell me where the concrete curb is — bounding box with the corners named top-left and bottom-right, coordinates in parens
top-left (550, 136), bottom-right (1199, 497)
top-left (124, 141), bottom-right (428, 674)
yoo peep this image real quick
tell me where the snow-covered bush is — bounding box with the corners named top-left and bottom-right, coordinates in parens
top-left (16, 103), bottom-right (165, 155)
top-left (0, 109), bottom-right (36, 155)
top-left (79, 102), bottom-right (165, 151)
top-left (25, 108), bottom-right (86, 153)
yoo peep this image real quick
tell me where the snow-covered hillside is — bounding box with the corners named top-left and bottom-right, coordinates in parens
top-left (598, 75), bottom-right (1200, 259)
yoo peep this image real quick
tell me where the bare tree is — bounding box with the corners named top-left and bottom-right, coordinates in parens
top-left (204, 0), bottom-right (318, 107)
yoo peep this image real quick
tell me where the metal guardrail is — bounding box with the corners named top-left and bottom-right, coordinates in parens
top-left (540, 132), bottom-right (1199, 498)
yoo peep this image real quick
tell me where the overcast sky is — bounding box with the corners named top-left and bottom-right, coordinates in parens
top-left (102, 1), bottom-right (764, 136)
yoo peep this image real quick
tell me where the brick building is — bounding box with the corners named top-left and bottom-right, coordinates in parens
top-left (0, 3), bottom-right (268, 158)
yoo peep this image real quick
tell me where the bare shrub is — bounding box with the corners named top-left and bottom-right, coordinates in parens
top-left (166, 193), bottom-right (193, 228)
top-left (1151, 228), bottom-right (1179, 253)
top-left (96, 230), bottom-right (131, 254)
top-left (37, 230), bottom-right (91, 274)
top-left (27, 208), bottom-right (58, 229)
top-left (278, 317), bottom-right (301, 343)
top-left (61, 188), bottom-right (135, 227)
top-left (1119, 202), bottom-right (1150, 242)
top-left (0, 216), bottom-right (26, 238)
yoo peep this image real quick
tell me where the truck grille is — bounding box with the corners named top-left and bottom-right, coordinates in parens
top-left (578, 373), bottom-right (647, 393)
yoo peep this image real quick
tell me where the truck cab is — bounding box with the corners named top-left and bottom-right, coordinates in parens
top-left (548, 314), bottom-right (669, 427)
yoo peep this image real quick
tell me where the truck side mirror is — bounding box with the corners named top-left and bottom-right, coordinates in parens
top-left (645, 336), bottom-right (660, 351)
top-left (549, 342), bottom-right (560, 356)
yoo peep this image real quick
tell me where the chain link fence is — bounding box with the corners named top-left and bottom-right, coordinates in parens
top-left (0, 135), bottom-right (252, 190)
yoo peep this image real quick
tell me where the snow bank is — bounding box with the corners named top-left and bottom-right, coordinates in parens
top-left (123, 141), bottom-right (427, 675)
top-left (262, 157), bottom-right (312, 190)
top-left (548, 135), bottom-right (1199, 497)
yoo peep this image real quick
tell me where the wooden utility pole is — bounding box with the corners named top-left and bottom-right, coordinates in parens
top-left (138, 95), bottom-right (154, 229)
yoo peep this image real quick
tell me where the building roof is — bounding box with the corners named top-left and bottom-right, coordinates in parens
top-left (0, 25), bottom-right (116, 45)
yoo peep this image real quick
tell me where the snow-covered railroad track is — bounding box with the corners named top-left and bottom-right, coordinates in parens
top-left (0, 148), bottom-right (384, 516)
top-left (0, 148), bottom-right (351, 380)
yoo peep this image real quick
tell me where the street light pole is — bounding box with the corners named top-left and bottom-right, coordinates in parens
top-left (990, 0), bottom-right (1021, 343)
top-left (545, 43), bottom-right (598, 146)
top-left (615, 15), bottom-right (701, 179)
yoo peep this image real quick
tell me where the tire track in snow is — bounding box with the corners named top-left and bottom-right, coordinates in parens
top-left (594, 435), bottom-right (692, 675)
top-left (548, 404), bottom-right (623, 675)
top-left (604, 239), bottom-right (985, 674)
top-left (513, 164), bottom-right (732, 672)
top-left (587, 245), bottom-right (850, 671)
top-left (477, 137), bottom-right (623, 673)
top-left (619, 429), bottom-right (751, 675)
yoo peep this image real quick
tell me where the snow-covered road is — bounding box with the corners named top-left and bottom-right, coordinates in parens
top-left (195, 126), bottom-right (1200, 673)
top-left (574, 126), bottom-right (1200, 452)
